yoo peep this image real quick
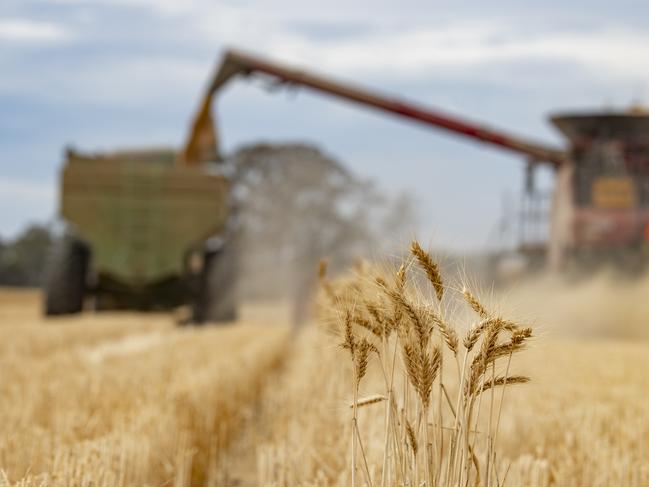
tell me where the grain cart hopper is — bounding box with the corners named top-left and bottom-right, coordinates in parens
top-left (184, 49), bottom-right (649, 270)
top-left (45, 109), bottom-right (237, 321)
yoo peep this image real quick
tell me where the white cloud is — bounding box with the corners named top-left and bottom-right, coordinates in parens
top-left (0, 55), bottom-right (206, 106)
top-left (0, 179), bottom-right (55, 202)
top-left (44, 0), bottom-right (200, 16)
top-left (0, 18), bottom-right (71, 43)
top-left (4, 5), bottom-right (646, 103)
top-left (107, 2), bottom-right (646, 85)
top-left (148, 7), bottom-right (647, 90)
top-left (230, 23), bottom-right (649, 84)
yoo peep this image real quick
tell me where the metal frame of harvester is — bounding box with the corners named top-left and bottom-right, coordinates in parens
top-left (184, 49), bottom-right (649, 271)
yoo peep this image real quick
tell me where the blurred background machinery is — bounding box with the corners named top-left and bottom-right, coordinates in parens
top-left (45, 49), bottom-right (649, 320)
top-left (187, 50), bottom-right (649, 272)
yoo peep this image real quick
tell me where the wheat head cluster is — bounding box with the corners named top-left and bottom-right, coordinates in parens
top-left (316, 241), bottom-right (534, 487)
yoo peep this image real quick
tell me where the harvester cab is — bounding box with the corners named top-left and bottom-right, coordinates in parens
top-left (549, 110), bottom-right (649, 268)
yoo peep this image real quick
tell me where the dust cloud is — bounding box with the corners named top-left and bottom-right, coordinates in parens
top-left (229, 143), bottom-right (417, 325)
top-left (497, 271), bottom-right (649, 340)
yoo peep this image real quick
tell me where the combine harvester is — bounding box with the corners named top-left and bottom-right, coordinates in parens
top-left (46, 48), bottom-right (649, 320)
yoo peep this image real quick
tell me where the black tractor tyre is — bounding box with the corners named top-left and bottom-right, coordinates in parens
top-left (192, 243), bottom-right (238, 324)
top-left (44, 237), bottom-right (90, 316)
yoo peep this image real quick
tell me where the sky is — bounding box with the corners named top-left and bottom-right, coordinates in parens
top-left (2, 0), bottom-right (648, 250)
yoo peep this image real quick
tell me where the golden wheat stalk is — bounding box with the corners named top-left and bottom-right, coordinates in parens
top-left (354, 314), bottom-right (383, 337)
top-left (355, 339), bottom-right (372, 385)
top-left (481, 375), bottom-right (530, 393)
top-left (341, 311), bottom-right (357, 355)
top-left (433, 313), bottom-right (459, 355)
top-left (463, 287), bottom-right (489, 318)
top-left (410, 241), bottom-right (444, 301)
top-left (349, 394), bottom-right (387, 409)
top-left (406, 420), bottom-right (418, 455)
top-left (377, 277), bottom-right (429, 348)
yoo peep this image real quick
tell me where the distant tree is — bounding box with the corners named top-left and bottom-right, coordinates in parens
top-left (228, 143), bottom-right (417, 325)
top-left (0, 224), bottom-right (54, 286)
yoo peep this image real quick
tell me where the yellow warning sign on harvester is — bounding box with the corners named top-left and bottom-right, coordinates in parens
top-left (591, 177), bottom-right (636, 209)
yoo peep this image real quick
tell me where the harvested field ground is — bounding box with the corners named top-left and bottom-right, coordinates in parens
top-left (0, 289), bottom-right (290, 486)
top-left (0, 283), bottom-right (648, 486)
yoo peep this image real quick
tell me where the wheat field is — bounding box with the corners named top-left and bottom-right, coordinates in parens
top-left (1, 258), bottom-right (648, 486)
